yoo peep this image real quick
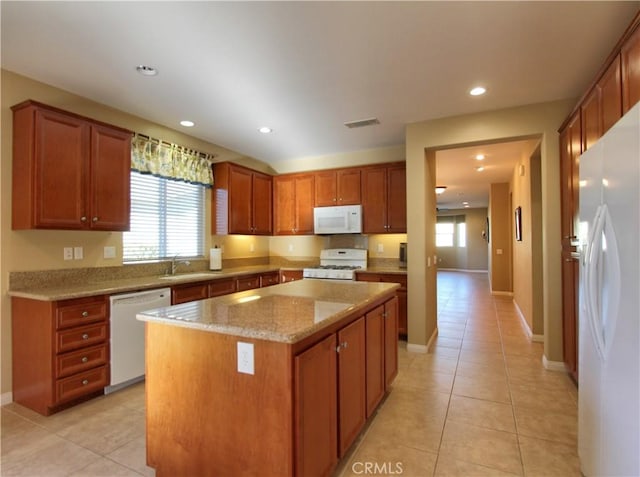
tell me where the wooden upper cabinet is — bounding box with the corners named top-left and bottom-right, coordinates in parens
top-left (600, 55), bottom-right (622, 135)
top-left (560, 112), bottom-right (582, 248)
top-left (314, 169), bottom-right (361, 206)
top-left (622, 24), bottom-right (640, 113)
top-left (582, 87), bottom-right (601, 152)
top-left (361, 163), bottom-right (406, 234)
top-left (11, 101), bottom-right (131, 231)
top-left (212, 162), bottom-right (272, 235)
top-left (274, 173), bottom-right (314, 235)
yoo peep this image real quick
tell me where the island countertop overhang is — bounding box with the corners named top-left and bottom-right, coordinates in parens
top-left (136, 279), bottom-right (400, 345)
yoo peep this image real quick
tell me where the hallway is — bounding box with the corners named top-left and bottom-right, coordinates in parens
top-left (339, 270), bottom-right (580, 476)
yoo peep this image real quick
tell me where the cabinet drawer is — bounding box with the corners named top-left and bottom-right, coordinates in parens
top-left (280, 270), bottom-right (303, 283)
top-left (56, 365), bottom-right (108, 404)
top-left (56, 344), bottom-right (108, 379)
top-left (237, 275), bottom-right (260, 292)
top-left (56, 323), bottom-right (108, 354)
top-left (172, 283), bottom-right (208, 304)
top-left (260, 272), bottom-right (280, 287)
top-left (56, 296), bottom-right (108, 329)
top-left (209, 279), bottom-right (236, 297)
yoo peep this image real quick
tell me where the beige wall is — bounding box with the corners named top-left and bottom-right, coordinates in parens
top-left (490, 183), bottom-right (513, 293)
top-left (436, 208), bottom-right (489, 271)
top-left (406, 99), bottom-right (575, 363)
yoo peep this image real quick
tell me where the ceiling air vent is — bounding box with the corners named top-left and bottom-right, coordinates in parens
top-left (344, 117), bottom-right (380, 129)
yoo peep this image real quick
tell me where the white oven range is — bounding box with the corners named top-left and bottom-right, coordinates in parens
top-left (302, 248), bottom-right (367, 281)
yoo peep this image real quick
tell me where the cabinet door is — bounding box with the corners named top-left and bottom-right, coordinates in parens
top-left (237, 275), bottom-right (260, 292)
top-left (560, 112), bottom-right (581, 248)
top-left (600, 55), bottom-right (622, 135)
top-left (562, 252), bottom-right (579, 381)
top-left (314, 171), bottom-right (337, 206)
top-left (361, 168), bottom-right (387, 234)
top-left (337, 317), bottom-right (366, 457)
top-left (295, 334), bottom-right (338, 477)
top-left (90, 125), bottom-right (131, 231)
top-left (622, 25), bottom-right (640, 113)
top-left (273, 175), bottom-right (296, 235)
top-left (33, 108), bottom-right (89, 228)
top-left (384, 297), bottom-right (399, 388)
top-left (365, 305), bottom-right (385, 418)
top-left (295, 174), bottom-right (315, 234)
top-left (252, 172), bottom-right (273, 235)
top-left (280, 269), bottom-right (303, 283)
top-left (337, 169), bottom-right (361, 205)
top-left (260, 272), bottom-right (280, 287)
top-left (397, 289), bottom-right (408, 336)
top-left (582, 87), bottom-right (601, 152)
top-left (386, 165), bottom-right (407, 233)
top-left (172, 283), bottom-right (209, 304)
top-left (228, 166), bottom-right (253, 234)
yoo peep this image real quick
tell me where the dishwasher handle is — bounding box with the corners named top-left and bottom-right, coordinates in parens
top-left (110, 288), bottom-right (172, 307)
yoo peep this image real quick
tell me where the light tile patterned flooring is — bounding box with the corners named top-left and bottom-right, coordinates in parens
top-left (2, 271), bottom-right (580, 476)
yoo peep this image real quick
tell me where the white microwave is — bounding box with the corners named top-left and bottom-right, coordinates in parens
top-left (313, 205), bottom-right (362, 234)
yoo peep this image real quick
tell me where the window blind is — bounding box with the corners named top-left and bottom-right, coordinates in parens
top-left (123, 171), bottom-right (204, 261)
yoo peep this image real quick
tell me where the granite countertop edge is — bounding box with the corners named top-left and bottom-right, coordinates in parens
top-left (8, 265), bottom-right (282, 301)
top-left (137, 282), bottom-right (401, 343)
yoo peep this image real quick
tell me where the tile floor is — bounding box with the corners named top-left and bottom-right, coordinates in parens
top-left (1, 271), bottom-right (580, 476)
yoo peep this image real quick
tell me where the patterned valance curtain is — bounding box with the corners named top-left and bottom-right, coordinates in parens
top-left (131, 133), bottom-right (215, 187)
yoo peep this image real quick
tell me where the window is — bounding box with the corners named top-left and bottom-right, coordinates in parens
top-left (457, 222), bottom-right (467, 247)
top-left (436, 222), bottom-right (454, 247)
top-left (123, 171), bottom-right (205, 261)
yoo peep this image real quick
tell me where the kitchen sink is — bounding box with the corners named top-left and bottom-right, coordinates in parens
top-left (159, 272), bottom-right (222, 281)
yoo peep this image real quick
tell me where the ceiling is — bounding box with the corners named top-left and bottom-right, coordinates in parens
top-left (2, 1), bottom-right (638, 207)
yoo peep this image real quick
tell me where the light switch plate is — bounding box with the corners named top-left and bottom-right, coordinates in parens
top-left (237, 342), bottom-right (254, 375)
top-left (63, 247), bottom-right (73, 260)
top-left (73, 246), bottom-right (83, 260)
top-left (377, 243), bottom-right (384, 253)
top-left (103, 246), bottom-right (116, 259)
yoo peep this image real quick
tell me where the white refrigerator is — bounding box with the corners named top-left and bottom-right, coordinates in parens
top-left (578, 102), bottom-right (640, 476)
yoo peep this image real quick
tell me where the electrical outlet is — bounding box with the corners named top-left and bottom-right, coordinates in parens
top-left (497, 248), bottom-right (503, 255)
top-left (63, 247), bottom-right (73, 260)
top-left (103, 246), bottom-right (116, 259)
top-left (249, 243), bottom-right (255, 253)
top-left (377, 243), bottom-right (384, 253)
top-left (237, 342), bottom-right (254, 375)
top-left (427, 257), bottom-right (431, 267)
top-left (288, 244), bottom-right (294, 252)
top-left (73, 246), bottom-right (83, 260)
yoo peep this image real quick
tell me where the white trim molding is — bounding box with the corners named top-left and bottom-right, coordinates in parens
top-left (407, 343), bottom-right (428, 353)
top-left (513, 300), bottom-right (544, 343)
top-left (542, 355), bottom-right (567, 372)
top-left (1, 392), bottom-right (13, 406)
top-left (437, 268), bottom-right (488, 274)
top-left (491, 290), bottom-right (514, 297)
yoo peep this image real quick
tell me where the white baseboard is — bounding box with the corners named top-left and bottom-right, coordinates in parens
top-left (542, 355), bottom-right (567, 372)
top-left (492, 290), bottom-right (514, 297)
top-left (1, 392), bottom-right (13, 406)
top-left (426, 326), bottom-right (438, 351)
top-left (513, 300), bottom-right (544, 343)
top-left (407, 343), bottom-right (429, 353)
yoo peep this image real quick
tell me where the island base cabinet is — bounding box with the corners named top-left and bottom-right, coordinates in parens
top-left (145, 323), bottom-right (294, 477)
top-left (294, 334), bottom-right (338, 477)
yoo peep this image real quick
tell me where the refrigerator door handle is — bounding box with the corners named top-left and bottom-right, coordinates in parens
top-left (586, 205), bottom-right (607, 361)
top-left (599, 205), bottom-right (621, 359)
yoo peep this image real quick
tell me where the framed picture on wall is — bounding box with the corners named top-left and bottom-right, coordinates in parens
top-left (515, 206), bottom-right (522, 241)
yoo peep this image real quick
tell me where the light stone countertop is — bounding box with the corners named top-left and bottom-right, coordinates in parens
top-left (357, 266), bottom-right (408, 275)
top-left (137, 279), bottom-right (400, 344)
top-left (8, 265), bottom-right (281, 301)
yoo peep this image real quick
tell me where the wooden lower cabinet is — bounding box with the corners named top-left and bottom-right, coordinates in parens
top-left (295, 334), bottom-right (338, 477)
top-left (337, 317), bottom-right (367, 457)
top-left (12, 295), bottom-right (110, 415)
top-left (365, 306), bottom-right (385, 418)
top-left (562, 252), bottom-right (580, 381)
top-left (260, 271), bottom-right (280, 287)
top-left (171, 282), bottom-right (208, 304)
top-left (356, 272), bottom-right (408, 335)
top-left (146, 293), bottom-right (398, 476)
top-left (280, 269), bottom-right (304, 283)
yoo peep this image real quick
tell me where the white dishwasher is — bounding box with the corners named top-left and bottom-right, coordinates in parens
top-left (107, 287), bottom-right (171, 393)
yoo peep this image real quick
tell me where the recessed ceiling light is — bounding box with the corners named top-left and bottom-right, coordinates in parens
top-left (464, 204), bottom-right (470, 208)
top-left (180, 120), bottom-right (195, 127)
top-left (475, 154), bottom-right (485, 160)
top-left (259, 127), bottom-right (273, 134)
top-left (476, 166), bottom-right (485, 172)
top-left (469, 86), bottom-right (486, 96)
top-left (462, 201), bottom-right (469, 205)
top-left (435, 186), bottom-right (447, 195)
top-left (136, 65), bottom-right (158, 76)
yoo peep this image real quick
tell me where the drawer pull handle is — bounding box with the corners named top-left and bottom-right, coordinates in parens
top-left (82, 311), bottom-right (89, 317)
top-left (82, 333), bottom-right (89, 340)
top-left (80, 216), bottom-right (87, 222)
top-left (92, 216), bottom-right (99, 222)
top-left (81, 356), bottom-right (88, 363)
top-left (82, 379), bottom-right (89, 386)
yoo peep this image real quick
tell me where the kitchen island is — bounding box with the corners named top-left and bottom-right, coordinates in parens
top-left (137, 279), bottom-right (400, 477)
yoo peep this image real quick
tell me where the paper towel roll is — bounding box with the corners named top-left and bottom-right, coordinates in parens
top-left (209, 248), bottom-right (222, 270)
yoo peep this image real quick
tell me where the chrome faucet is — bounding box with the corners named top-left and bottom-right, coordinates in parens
top-left (170, 256), bottom-right (191, 275)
